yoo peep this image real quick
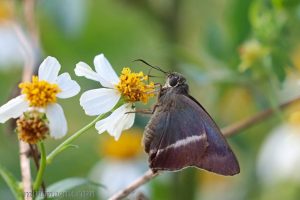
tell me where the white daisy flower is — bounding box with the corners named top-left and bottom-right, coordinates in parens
top-left (75, 54), bottom-right (154, 140)
top-left (0, 56), bottom-right (80, 139)
top-left (257, 123), bottom-right (300, 185)
top-left (89, 131), bottom-right (149, 199)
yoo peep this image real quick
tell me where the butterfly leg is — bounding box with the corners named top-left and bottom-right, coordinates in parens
top-left (145, 83), bottom-right (162, 94)
top-left (127, 83), bottom-right (162, 115)
top-left (154, 83), bottom-right (163, 98)
top-left (147, 68), bottom-right (152, 85)
top-left (126, 109), bottom-right (153, 115)
top-left (126, 104), bottom-right (160, 115)
top-left (154, 83), bottom-right (162, 89)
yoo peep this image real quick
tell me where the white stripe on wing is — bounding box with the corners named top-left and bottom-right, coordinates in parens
top-left (157, 135), bottom-right (206, 153)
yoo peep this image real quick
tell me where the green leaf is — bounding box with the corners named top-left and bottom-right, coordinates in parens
top-left (35, 177), bottom-right (103, 200)
top-left (0, 164), bottom-right (23, 200)
top-left (272, 0), bottom-right (300, 9)
top-left (271, 48), bottom-right (292, 83)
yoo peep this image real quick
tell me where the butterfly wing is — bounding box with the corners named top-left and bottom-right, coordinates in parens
top-left (144, 96), bottom-right (209, 171)
top-left (144, 94), bottom-right (240, 176)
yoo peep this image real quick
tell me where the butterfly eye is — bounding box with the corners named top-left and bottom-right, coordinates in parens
top-left (169, 76), bottom-right (179, 87)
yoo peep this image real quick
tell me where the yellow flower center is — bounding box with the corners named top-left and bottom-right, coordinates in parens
top-left (19, 76), bottom-right (61, 107)
top-left (116, 67), bottom-right (155, 103)
top-left (100, 129), bottom-right (143, 160)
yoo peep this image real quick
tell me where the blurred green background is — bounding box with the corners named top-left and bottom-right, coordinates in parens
top-left (1, 0), bottom-right (300, 199)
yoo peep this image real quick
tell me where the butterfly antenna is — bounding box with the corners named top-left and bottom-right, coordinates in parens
top-left (148, 75), bottom-right (164, 78)
top-left (134, 59), bottom-right (168, 74)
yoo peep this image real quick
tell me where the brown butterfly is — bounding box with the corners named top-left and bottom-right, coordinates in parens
top-left (140, 61), bottom-right (240, 176)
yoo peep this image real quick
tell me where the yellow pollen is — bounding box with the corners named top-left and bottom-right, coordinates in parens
top-left (116, 67), bottom-right (155, 103)
top-left (19, 76), bottom-right (61, 107)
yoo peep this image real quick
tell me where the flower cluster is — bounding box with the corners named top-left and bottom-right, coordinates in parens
top-left (0, 56), bottom-right (80, 142)
top-left (75, 54), bottom-right (155, 140)
top-left (0, 53), bottom-right (155, 143)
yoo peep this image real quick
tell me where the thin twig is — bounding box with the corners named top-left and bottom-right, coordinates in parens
top-left (109, 96), bottom-right (300, 200)
top-left (19, 34), bottom-right (33, 200)
top-left (108, 170), bottom-right (158, 200)
top-left (19, 141), bottom-right (32, 200)
top-left (24, 0), bottom-right (40, 48)
top-left (19, 0), bottom-right (39, 199)
top-left (221, 96), bottom-right (300, 137)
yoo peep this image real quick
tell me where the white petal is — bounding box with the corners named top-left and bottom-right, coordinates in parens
top-left (0, 95), bottom-right (29, 123)
top-left (123, 104), bottom-right (135, 130)
top-left (46, 103), bottom-right (67, 139)
top-left (94, 104), bottom-right (135, 140)
top-left (103, 104), bottom-right (135, 140)
top-left (38, 56), bottom-right (61, 83)
top-left (56, 73), bottom-right (80, 99)
top-left (114, 105), bottom-right (135, 140)
top-left (95, 117), bottom-right (109, 134)
top-left (75, 62), bottom-right (102, 82)
top-left (79, 88), bottom-right (120, 116)
top-left (94, 54), bottom-right (119, 88)
top-left (105, 105), bottom-right (127, 138)
top-left (94, 105), bottom-right (124, 138)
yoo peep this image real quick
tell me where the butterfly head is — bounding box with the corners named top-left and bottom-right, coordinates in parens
top-left (162, 72), bottom-right (189, 95)
top-left (166, 72), bottom-right (186, 88)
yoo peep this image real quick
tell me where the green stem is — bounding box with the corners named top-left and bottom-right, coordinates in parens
top-left (46, 114), bottom-right (103, 164)
top-left (33, 142), bottom-right (46, 192)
